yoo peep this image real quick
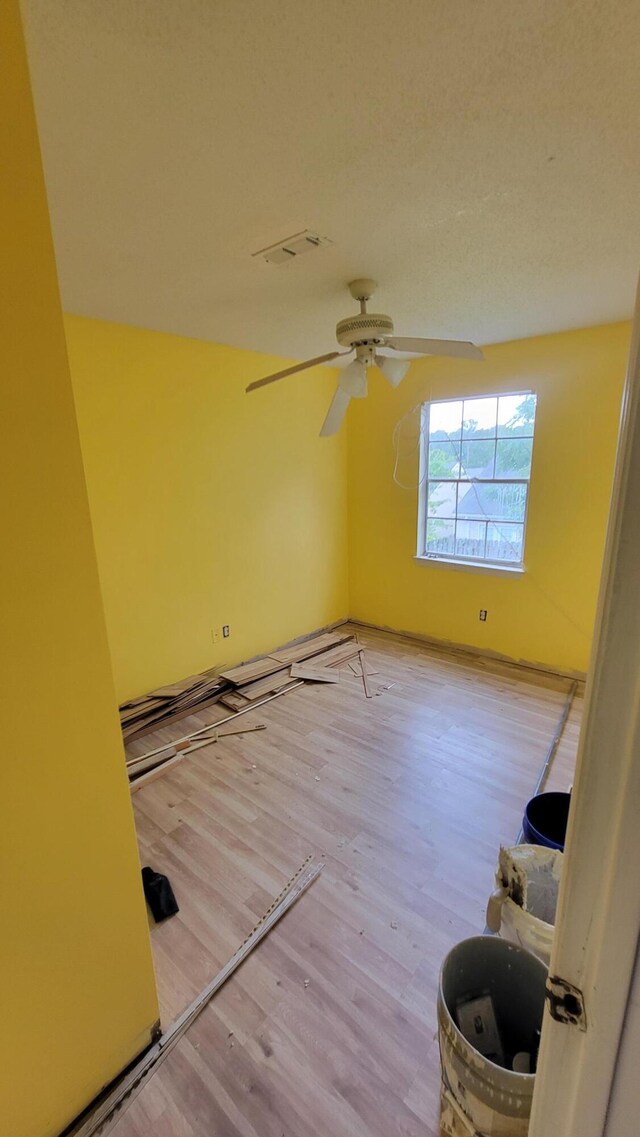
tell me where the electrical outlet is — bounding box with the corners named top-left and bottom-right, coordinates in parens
top-left (211, 627), bottom-right (220, 644)
top-left (479, 609), bottom-right (487, 622)
top-left (222, 624), bottom-right (230, 638)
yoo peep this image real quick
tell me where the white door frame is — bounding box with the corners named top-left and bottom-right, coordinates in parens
top-left (529, 281), bottom-right (640, 1137)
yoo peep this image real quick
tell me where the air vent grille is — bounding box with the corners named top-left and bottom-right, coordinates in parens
top-left (252, 230), bottom-right (333, 265)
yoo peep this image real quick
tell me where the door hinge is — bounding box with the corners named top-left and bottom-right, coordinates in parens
top-left (546, 975), bottom-right (587, 1030)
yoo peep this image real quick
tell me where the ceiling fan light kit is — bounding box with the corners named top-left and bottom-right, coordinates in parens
top-left (246, 279), bottom-right (484, 435)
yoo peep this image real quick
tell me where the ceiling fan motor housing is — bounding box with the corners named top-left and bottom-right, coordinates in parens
top-left (336, 312), bottom-right (394, 347)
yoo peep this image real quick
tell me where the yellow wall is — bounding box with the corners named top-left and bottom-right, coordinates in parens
top-left (66, 316), bottom-right (625, 699)
top-left (0, 6), bottom-right (159, 1136)
top-left (65, 316), bottom-right (349, 703)
top-left (348, 322), bottom-right (629, 675)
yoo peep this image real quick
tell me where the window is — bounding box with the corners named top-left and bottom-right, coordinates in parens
top-left (417, 391), bottom-right (537, 569)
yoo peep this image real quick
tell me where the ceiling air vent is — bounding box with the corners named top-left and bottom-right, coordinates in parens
top-left (252, 230), bottom-right (333, 265)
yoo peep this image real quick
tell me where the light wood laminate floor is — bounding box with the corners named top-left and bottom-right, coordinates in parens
top-left (113, 626), bottom-right (582, 1137)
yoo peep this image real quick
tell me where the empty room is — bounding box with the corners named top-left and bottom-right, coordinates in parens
top-left (3, 2), bottom-right (640, 1136)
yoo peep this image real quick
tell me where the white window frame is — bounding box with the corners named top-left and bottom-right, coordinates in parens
top-left (416, 391), bottom-right (536, 571)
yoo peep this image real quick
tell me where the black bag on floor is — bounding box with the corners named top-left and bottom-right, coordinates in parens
top-left (141, 866), bottom-right (179, 922)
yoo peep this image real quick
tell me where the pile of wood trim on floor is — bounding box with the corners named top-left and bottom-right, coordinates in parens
top-left (119, 669), bottom-right (229, 741)
top-left (217, 630), bottom-right (359, 711)
top-left (123, 630), bottom-right (374, 793)
top-left (119, 629), bottom-right (360, 744)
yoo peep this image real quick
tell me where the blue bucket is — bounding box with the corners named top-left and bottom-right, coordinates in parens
top-left (523, 791), bottom-right (570, 851)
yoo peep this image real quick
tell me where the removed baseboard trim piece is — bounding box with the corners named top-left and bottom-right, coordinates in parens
top-left (196, 723), bottom-right (267, 742)
top-left (358, 649), bottom-right (373, 698)
top-left (512, 679), bottom-right (578, 845)
top-left (126, 747), bottom-right (179, 779)
top-left (67, 857), bottom-right (324, 1137)
top-left (348, 659), bottom-right (379, 678)
top-left (348, 620), bottom-right (587, 685)
top-left (128, 737), bottom-right (219, 791)
top-left (308, 642), bottom-right (361, 669)
top-left (127, 724), bottom-right (268, 785)
top-left (130, 752), bottom-right (184, 793)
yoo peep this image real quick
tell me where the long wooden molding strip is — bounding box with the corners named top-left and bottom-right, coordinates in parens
top-left (68, 857), bottom-right (324, 1137)
top-left (126, 747), bottom-right (179, 779)
top-left (532, 680), bottom-right (578, 798)
top-left (125, 681), bottom-right (304, 768)
top-left (513, 679), bottom-right (578, 845)
top-left (129, 752), bottom-right (184, 793)
top-left (126, 724), bottom-right (267, 783)
top-left (358, 649), bottom-right (373, 699)
top-left (128, 728), bottom-right (270, 793)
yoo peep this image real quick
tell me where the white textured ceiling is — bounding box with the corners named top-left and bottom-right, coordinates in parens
top-left (22, 0), bottom-right (640, 360)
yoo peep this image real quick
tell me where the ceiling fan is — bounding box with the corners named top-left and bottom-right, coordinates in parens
top-left (246, 279), bottom-right (484, 435)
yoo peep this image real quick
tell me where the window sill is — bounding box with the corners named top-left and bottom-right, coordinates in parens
top-left (413, 555), bottom-right (526, 577)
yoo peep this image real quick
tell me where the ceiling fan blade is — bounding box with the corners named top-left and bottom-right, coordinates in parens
top-left (385, 337), bottom-right (484, 361)
top-left (375, 354), bottom-right (410, 387)
top-left (320, 385), bottom-right (352, 437)
top-left (246, 350), bottom-right (346, 393)
top-left (339, 359), bottom-right (368, 398)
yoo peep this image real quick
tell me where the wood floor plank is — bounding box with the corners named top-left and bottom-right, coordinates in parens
top-left (109, 625), bottom-right (582, 1137)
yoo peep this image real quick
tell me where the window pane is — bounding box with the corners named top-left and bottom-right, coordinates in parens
top-left (462, 397), bottom-right (497, 438)
top-left (455, 520), bottom-right (487, 560)
top-left (457, 481), bottom-right (527, 523)
top-left (496, 437), bottom-right (533, 478)
top-left (497, 393), bottom-right (536, 437)
top-left (426, 518), bottom-right (455, 556)
top-left (486, 522), bottom-right (524, 562)
top-left (429, 400), bottom-right (463, 439)
top-left (428, 439), bottom-right (461, 478)
top-left (427, 481), bottom-right (457, 518)
top-left (460, 438), bottom-right (495, 477)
